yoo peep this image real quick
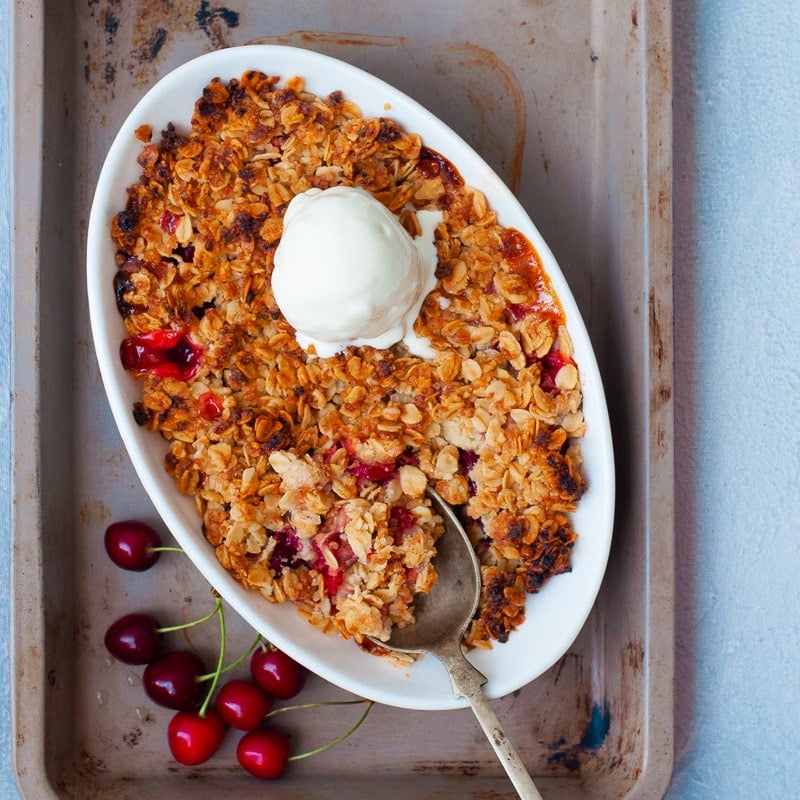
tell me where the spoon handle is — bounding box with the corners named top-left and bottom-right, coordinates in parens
top-left (440, 649), bottom-right (544, 800)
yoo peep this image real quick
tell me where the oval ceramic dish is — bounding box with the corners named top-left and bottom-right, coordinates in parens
top-left (87, 45), bottom-right (615, 711)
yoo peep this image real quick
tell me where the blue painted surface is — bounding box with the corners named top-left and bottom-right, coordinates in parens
top-left (668, 0), bottom-right (800, 797)
top-left (1, 2), bottom-right (800, 798)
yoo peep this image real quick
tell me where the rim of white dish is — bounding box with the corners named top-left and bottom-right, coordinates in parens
top-left (87, 44), bottom-right (615, 711)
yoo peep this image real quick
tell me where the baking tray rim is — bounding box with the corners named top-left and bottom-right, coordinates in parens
top-left (9, 0), bottom-right (675, 796)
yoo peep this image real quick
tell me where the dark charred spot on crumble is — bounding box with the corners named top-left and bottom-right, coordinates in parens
top-left (196, 99), bottom-right (216, 117)
top-left (136, 144), bottom-right (159, 172)
top-left (223, 211), bottom-right (266, 244)
top-left (142, 259), bottom-right (169, 280)
top-left (376, 359), bottom-right (393, 378)
top-left (377, 118), bottom-right (403, 143)
top-left (327, 90), bottom-right (345, 108)
top-left (545, 454), bottom-right (583, 500)
top-left (115, 209), bottom-right (138, 233)
top-left (132, 403), bottom-right (152, 426)
top-left (435, 260), bottom-right (454, 280)
top-left (229, 407), bottom-right (255, 425)
top-left (159, 123), bottom-right (186, 153)
top-left (192, 300), bottom-right (216, 320)
top-left (557, 471), bottom-right (581, 498)
top-left (506, 518), bottom-right (527, 541)
top-left (264, 430), bottom-right (288, 452)
top-left (229, 81), bottom-right (246, 103)
top-left (225, 365), bottom-right (249, 390)
top-left (271, 88), bottom-right (295, 110)
top-left (517, 516), bottom-right (576, 594)
top-left (537, 427), bottom-right (561, 450)
top-left (193, 82), bottom-right (230, 132)
top-left (114, 270), bottom-right (139, 317)
top-left (521, 569), bottom-right (545, 594)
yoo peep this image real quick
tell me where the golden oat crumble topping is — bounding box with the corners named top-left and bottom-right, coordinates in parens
top-left (110, 71), bottom-right (586, 654)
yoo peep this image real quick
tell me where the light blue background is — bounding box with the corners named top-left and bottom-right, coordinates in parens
top-left (2, 1), bottom-right (799, 797)
top-left (667, 0), bottom-right (800, 797)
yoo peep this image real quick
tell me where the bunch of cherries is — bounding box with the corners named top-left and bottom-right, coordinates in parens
top-left (103, 520), bottom-right (373, 778)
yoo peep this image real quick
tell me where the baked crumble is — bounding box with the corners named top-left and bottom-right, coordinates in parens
top-left (110, 70), bottom-right (586, 654)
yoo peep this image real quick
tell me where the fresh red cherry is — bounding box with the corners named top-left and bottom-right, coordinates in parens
top-left (143, 651), bottom-right (205, 710)
top-left (215, 679), bottom-right (272, 731)
top-left (167, 709), bottom-right (226, 765)
top-left (104, 613), bottom-right (162, 664)
top-left (250, 648), bottom-right (306, 700)
top-left (104, 520), bottom-right (162, 571)
top-left (236, 729), bottom-right (291, 779)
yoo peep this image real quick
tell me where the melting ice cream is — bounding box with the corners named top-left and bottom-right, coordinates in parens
top-left (272, 186), bottom-right (442, 358)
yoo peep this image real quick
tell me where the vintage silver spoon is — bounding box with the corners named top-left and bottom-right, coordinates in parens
top-left (374, 487), bottom-right (544, 800)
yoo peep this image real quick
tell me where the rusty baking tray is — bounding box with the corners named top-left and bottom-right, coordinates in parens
top-left (11, 0), bottom-right (674, 797)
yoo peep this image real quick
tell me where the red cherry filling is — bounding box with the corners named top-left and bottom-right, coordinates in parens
top-left (457, 449), bottom-right (479, 496)
top-left (268, 526), bottom-right (302, 572)
top-left (506, 302), bottom-right (529, 322)
top-left (311, 528), bottom-right (357, 597)
top-left (120, 329), bottom-right (202, 381)
top-left (389, 507), bottom-right (416, 545)
top-left (159, 210), bottom-right (181, 234)
top-left (198, 391), bottom-right (223, 421)
top-left (173, 242), bottom-right (195, 262)
top-left (347, 451), bottom-right (417, 485)
top-left (539, 349), bottom-right (574, 392)
top-left (348, 459), bottom-right (396, 483)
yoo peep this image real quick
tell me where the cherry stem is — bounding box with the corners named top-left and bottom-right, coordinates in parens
top-left (148, 545), bottom-right (184, 554)
top-left (286, 700), bottom-right (374, 761)
top-left (156, 599), bottom-right (221, 635)
top-left (199, 632), bottom-right (263, 680)
top-left (220, 632), bottom-right (263, 674)
top-left (264, 699), bottom-right (367, 718)
top-left (198, 597), bottom-right (226, 718)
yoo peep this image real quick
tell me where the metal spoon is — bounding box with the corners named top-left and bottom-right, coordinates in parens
top-left (375, 487), bottom-right (544, 800)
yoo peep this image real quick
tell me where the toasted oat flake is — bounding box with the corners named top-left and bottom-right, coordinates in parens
top-left (111, 71), bottom-right (586, 654)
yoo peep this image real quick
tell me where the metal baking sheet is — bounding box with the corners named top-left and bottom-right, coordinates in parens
top-left (11, 0), bottom-right (674, 797)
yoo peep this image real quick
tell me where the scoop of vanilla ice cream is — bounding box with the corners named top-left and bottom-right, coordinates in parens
top-left (271, 186), bottom-right (441, 358)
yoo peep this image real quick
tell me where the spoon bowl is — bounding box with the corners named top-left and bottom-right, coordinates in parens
top-left (382, 489), bottom-right (481, 654)
top-left (373, 487), bottom-right (544, 800)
